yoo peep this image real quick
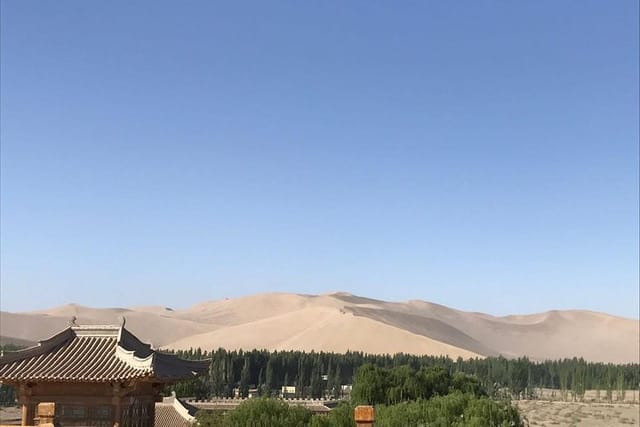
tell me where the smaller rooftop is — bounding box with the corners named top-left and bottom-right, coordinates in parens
top-left (155, 393), bottom-right (197, 427)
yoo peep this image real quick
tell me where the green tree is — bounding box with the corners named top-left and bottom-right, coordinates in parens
top-left (616, 372), bottom-right (627, 402)
top-left (195, 410), bottom-right (225, 427)
top-left (239, 357), bottom-right (250, 398)
top-left (225, 398), bottom-right (312, 427)
top-left (265, 357), bottom-right (276, 395)
top-left (375, 393), bottom-right (523, 427)
top-left (351, 364), bottom-right (389, 405)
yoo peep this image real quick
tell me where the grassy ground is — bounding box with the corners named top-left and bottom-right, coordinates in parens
top-left (516, 400), bottom-right (639, 427)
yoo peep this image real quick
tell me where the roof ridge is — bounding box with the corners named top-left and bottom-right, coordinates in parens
top-left (172, 397), bottom-right (196, 420)
top-left (72, 325), bottom-right (121, 337)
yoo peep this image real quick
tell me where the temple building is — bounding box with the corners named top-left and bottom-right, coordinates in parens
top-left (0, 321), bottom-right (208, 427)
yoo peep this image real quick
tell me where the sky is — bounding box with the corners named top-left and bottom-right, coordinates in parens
top-left (1, 1), bottom-right (638, 318)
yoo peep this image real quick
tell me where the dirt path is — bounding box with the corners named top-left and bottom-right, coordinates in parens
top-left (516, 400), bottom-right (639, 426)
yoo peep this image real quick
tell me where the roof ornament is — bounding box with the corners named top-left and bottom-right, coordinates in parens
top-left (119, 315), bottom-right (126, 328)
top-left (69, 316), bottom-right (78, 327)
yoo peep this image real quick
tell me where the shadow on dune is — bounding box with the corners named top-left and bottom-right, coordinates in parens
top-left (345, 306), bottom-right (499, 357)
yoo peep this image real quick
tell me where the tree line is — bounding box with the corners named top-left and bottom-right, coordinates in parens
top-left (167, 348), bottom-right (639, 401)
top-left (0, 345), bottom-right (637, 406)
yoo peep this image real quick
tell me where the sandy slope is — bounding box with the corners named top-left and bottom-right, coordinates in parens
top-left (1, 304), bottom-right (211, 348)
top-left (1, 292), bottom-right (637, 363)
top-left (166, 305), bottom-right (482, 359)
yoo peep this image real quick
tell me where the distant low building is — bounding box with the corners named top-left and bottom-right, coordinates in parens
top-left (0, 322), bottom-right (209, 427)
top-left (186, 398), bottom-right (331, 415)
top-left (281, 385), bottom-right (296, 398)
top-left (340, 384), bottom-right (352, 397)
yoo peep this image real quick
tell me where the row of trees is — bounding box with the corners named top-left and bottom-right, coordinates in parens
top-left (168, 348), bottom-right (639, 400)
top-left (351, 364), bottom-right (485, 405)
top-left (1, 345), bottom-right (637, 406)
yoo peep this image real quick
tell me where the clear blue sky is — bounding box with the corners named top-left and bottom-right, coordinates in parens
top-left (1, 1), bottom-right (638, 318)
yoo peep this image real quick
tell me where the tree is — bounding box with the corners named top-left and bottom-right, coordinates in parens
top-left (225, 398), bottom-right (312, 427)
top-left (451, 371), bottom-right (485, 397)
top-left (168, 348), bottom-right (639, 405)
top-left (265, 357), bottom-right (276, 395)
top-left (418, 366), bottom-right (451, 399)
top-left (330, 364), bottom-right (342, 398)
top-left (616, 372), bottom-right (627, 402)
top-left (310, 364), bottom-right (323, 399)
top-left (351, 364), bottom-right (389, 405)
top-left (239, 357), bottom-right (250, 398)
top-left (195, 410), bottom-right (225, 427)
top-left (209, 349), bottom-right (227, 397)
top-left (310, 402), bottom-right (355, 427)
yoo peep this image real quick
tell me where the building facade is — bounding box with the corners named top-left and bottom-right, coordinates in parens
top-left (0, 323), bottom-right (208, 427)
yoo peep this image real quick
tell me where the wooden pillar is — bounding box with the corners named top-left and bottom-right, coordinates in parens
top-left (21, 403), bottom-right (28, 427)
top-left (112, 383), bottom-right (123, 427)
top-left (18, 384), bottom-right (33, 426)
top-left (354, 405), bottom-right (375, 426)
top-left (113, 398), bottom-right (122, 427)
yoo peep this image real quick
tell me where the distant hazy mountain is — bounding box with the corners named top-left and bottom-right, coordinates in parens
top-left (1, 292), bottom-right (637, 363)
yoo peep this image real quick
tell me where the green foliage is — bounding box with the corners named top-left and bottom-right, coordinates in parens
top-left (323, 402), bottom-right (356, 427)
top-left (162, 348), bottom-right (639, 401)
top-left (195, 410), bottom-right (225, 427)
top-left (239, 358), bottom-right (250, 398)
top-left (351, 364), bottom-right (486, 405)
top-left (451, 372), bottom-right (484, 396)
top-left (199, 398), bottom-right (313, 427)
top-left (616, 372), bottom-right (627, 401)
top-left (351, 364), bottom-right (389, 405)
top-left (168, 377), bottom-right (209, 399)
top-left (195, 396), bottom-right (520, 427)
top-left (375, 393), bottom-right (523, 427)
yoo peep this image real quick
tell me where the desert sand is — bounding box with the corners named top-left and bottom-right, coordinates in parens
top-left (516, 400), bottom-right (640, 426)
top-left (1, 292), bottom-right (638, 363)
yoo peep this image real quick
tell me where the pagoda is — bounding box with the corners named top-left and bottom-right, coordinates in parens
top-left (0, 321), bottom-right (208, 427)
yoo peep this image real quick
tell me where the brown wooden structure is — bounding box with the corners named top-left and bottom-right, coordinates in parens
top-left (0, 324), bottom-right (208, 427)
top-left (354, 405), bottom-right (375, 426)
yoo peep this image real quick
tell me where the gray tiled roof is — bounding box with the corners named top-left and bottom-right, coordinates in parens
top-left (0, 325), bottom-right (208, 383)
top-left (155, 395), bottom-right (197, 427)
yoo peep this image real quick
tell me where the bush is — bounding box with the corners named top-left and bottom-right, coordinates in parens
top-left (375, 393), bottom-right (523, 427)
top-left (310, 402), bottom-right (356, 427)
top-left (196, 399), bottom-right (312, 427)
top-left (352, 364), bottom-right (487, 405)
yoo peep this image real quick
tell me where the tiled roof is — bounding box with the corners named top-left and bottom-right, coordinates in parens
top-left (0, 325), bottom-right (209, 383)
top-left (155, 394), bottom-right (197, 427)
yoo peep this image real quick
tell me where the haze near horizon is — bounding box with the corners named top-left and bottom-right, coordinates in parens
top-left (1, 1), bottom-right (638, 318)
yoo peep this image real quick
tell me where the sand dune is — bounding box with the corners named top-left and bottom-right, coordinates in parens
top-left (1, 292), bottom-right (637, 363)
top-left (2, 304), bottom-right (211, 348)
top-left (166, 306), bottom-right (482, 359)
